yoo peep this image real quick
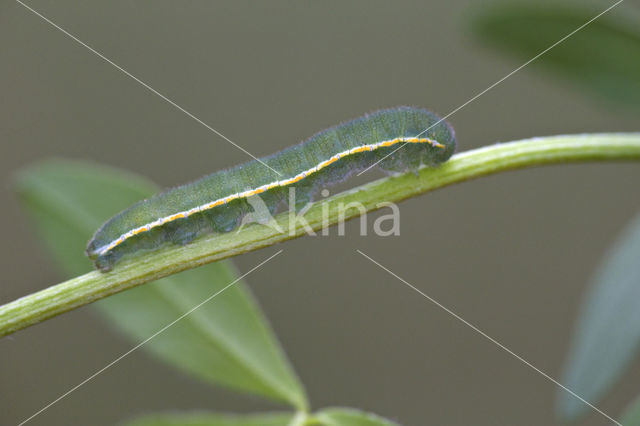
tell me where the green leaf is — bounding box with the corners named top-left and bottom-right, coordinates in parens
top-left (557, 212), bottom-right (640, 421)
top-left (122, 408), bottom-right (401, 426)
top-left (621, 395), bottom-right (640, 426)
top-left (15, 159), bottom-right (308, 410)
top-left (122, 411), bottom-right (294, 426)
top-left (314, 407), bottom-right (400, 426)
top-left (471, 2), bottom-right (640, 107)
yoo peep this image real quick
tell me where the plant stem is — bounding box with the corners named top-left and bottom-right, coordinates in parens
top-left (1, 134), bottom-right (639, 337)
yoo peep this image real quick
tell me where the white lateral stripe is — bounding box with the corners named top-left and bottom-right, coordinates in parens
top-left (95, 137), bottom-right (443, 255)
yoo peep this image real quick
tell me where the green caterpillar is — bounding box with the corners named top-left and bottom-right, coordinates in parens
top-left (87, 106), bottom-right (456, 271)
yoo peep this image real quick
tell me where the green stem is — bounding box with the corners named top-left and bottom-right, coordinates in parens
top-left (1, 134), bottom-right (639, 337)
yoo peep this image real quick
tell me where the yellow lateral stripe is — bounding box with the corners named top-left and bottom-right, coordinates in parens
top-left (97, 137), bottom-right (443, 255)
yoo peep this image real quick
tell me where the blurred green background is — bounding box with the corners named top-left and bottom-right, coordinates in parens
top-left (1, 0), bottom-right (639, 425)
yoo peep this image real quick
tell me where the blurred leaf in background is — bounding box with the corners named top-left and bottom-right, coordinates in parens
top-left (14, 160), bottom-right (407, 424)
top-left (15, 160), bottom-right (308, 410)
top-left (471, 2), bottom-right (640, 422)
top-left (312, 407), bottom-right (400, 426)
top-left (124, 407), bottom-right (400, 426)
top-left (556, 212), bottom-right (640, 421)
top-left (471, 1), bottom-right (640, 108)
top-left (621, 396), bottom-right (640, 426)
top-left (123, 412), bottom-right (295, 426)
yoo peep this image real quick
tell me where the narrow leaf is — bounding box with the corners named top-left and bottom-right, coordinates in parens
top-left (122, 411), bottom-right (294, 426)
top-left (15, 159), bottom-right (307, 409)
top-left (314, 407), bottom-right (400, 426)
top-left (558, 212), bottom-right (640, 420)
top-left (621, 395), bottom-right (640, 426)
top-left (472, 3), bottom-right (640, 107)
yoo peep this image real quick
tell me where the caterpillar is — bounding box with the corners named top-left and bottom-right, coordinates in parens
top-left (87, 106), bottom-right (456, 271)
